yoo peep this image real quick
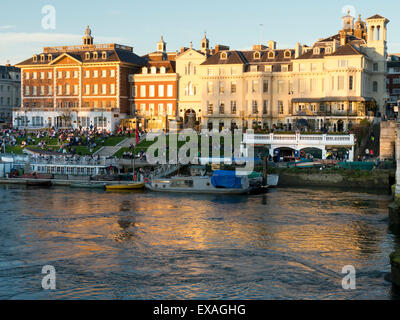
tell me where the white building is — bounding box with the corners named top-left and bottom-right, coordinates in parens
top-left (0, 65), bottom-right (20, 125)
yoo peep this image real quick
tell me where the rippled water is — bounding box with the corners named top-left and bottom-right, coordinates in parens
top-left (0, 185), bottom-right (399, 300)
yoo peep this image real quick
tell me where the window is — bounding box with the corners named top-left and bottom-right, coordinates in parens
top-left (207, 68), bottom-right (213, 76)
top-left (373, 81), bottom-right (378, 92)
top-left (254, 51), bottom-right (261, 60)
top-left (278, 101), bottom-right (284, 114)
top-left (85, 85), bottom-right (90, 95)
top-left (349, 76), bottom-right (354, 90)
top-left (65, 71), bottom-right (70, 79)
top-left (93, 84), bottom-right (98, 95)
top-left (282, 65), bottom-right (289, 72)
top-left (149, 85), bottom-right (155, 97)
top-left (221, 52), bottom-right (227, 60)
top-left (160, 66), bottom-right (166, 74)
top-left (207, 102), bottom-right (213, 115)
top-left (158, 104), bottom-right (164, 115)
top-left (110, 69), bottom-right (115, 77)
top-left (219, 102), bottom-right (225, 114)
top-left (85, 52), bottom-right (90, 60)
top-left (40, 86), bottom-right (44, 95)
top-left (231, 67), bottom-right (237, 75)
top-left (268, 51), bottom-right (275, 59)
top-left (219, 82), bottom-right (224, 94)
top-left (40, 72), bottom-right (45, 79)
top-left (263, 100), bottom-right (268, 114)
top-left (32, 72), bottom-right (37, 79)
top-left (25, 73), bottom-right (30, 80)
top-left (132, 86), bottom-right (136, 97)
top-left (102, 70), bottom-right (107, 78)
top-left (73, 71), bottom-right (78, 78)
top-left (57, 85), bottom-right (62, 95)
top-left (338, 60), bottom-right (348, 68)
top-left (231, 101), bottom-right (237, 114)
top-left (140, 85), bottom-right (146, 97)
top-left (74, 85), bottom-right (78, 95)
top-left (299, 79), bottom-right (306, 93)
top-left (151, 67), bottom-right (157, 74)
top-left (102, 84), bottom-right (107, 95)
top-left (299, 64), bottom-right (305, 72)
top-left (65, 84), bottom-right (70, 95)
top-left (85, 70), bottom-right (90, 78)
top-left (25, 86), bottom-right (30, 95)
top-left (252, 100), bottom-right (258, 114)
top-left (326, 47), bottom-right (332, 54)
top-left (48, 86), bottom-right (52, 95)
top-left (207, 82), bottom-right (213, 94)
top-left (167, 85), bottom-right (173, 97)
top-left (252, 80), bottom-right (258, 93)
top-left (158, 85), bottom-right (164, 97)
top-left (284, 50), bottom-right (291, 58)
top-left (231, 81), bottom-right (237, 94)
top-left (32, 86), bottom-right (37, 95)
top-left (373, 63), bottom-right (379, 72)
top-left (93, 70), bottom-right (98, 78)
top-left (250, 66), bottom-right (258, 72)
top-left (263, 81), bottom-right (269, 93)
top-left (311, 63), bottom-right (317, 71)
top-left (110, 84), bottom-right (115, 95)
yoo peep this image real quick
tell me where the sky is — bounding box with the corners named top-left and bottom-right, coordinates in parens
top-left (0, 0), bottom-right (399, 65)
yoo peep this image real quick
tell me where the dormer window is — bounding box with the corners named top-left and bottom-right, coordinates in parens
top-left (326, 47), bottom-right (332, 54)
top-left (254, 51), bottom-right (261, 60)
top-left (284, 50), bottom-right (291, 58)
top-left (85, 52), bottom-right (91, 60)
top-left (93, 52), bottom-right (98, 60)
top-left (33, 55), bottom-right (38, 62)
top-left (142, 67), bottom-right (148, 74)
top-left (40, 54), bottom-right (45, 62)
top-left (268, 51), bottom-right (275, 59)
top-left (48, 54), bottom-right (52, 61)
top-left (160, 66), bottom-right (166, 74)
top-left (151, 67), bottom-right (157, 74)
top-left (102, 51), bottom-right (107, 59)
top-left (313, 47), bottom-right (320, 55)
top-left (221, 52), bottom-right (228, 60)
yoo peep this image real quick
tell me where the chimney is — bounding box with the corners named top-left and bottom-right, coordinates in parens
top-left (295, 42), bottom-right (303, 58)
top-left (333, 39), bottom-right (339, 52)
top-left (339, 30), bottom-right (347, 46)
top-left (214, 45), bottom-right (230, 53)
top-left (267, 40), bottom-right (277, 50)
top-left (180, 47), bottom-right (188, 54)
top-left (252, 44), bottom-right (267, 50)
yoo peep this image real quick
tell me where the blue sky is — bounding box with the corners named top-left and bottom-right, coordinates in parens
top-left (0, 0), bottom-right (399, 65)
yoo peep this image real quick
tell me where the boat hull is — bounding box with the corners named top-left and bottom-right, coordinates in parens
top-left (106, 183), bottom-right (145, 191)
top-left (70, 183), bottom-right (106, 189)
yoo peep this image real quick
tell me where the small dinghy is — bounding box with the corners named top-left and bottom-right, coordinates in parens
top-left (105, 182), bottom-right (145, 191)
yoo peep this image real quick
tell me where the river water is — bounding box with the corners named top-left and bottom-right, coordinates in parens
top-left (0, 185), bottom-right (399, 300)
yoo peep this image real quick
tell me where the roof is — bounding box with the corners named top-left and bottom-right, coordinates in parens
top-left (296, 44), bottom-right (364, 60)
top-left (201, 49), bottom-right (295, 66)
top-left (367, 14), bottom-right (388, 21)
top-left (0, 65), bottom-right (20, 73)
top-left (16, 47), bottom-right (147, 67)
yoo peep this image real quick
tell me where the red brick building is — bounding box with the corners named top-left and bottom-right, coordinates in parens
top-left (14, 26), bottom-right (146, 130)
top-left (387, 54), bottom-right (400, 115)
top-left (128, 37), bottom-right (178, 131)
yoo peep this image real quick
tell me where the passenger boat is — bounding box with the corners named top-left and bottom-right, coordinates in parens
top-left (145, 170), bottom-right (252, 194)
top-left (105, 182), bottom-right (145, 191)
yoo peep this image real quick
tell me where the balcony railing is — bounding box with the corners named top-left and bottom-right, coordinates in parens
top-left (243, 133), bottom-right (355, 146)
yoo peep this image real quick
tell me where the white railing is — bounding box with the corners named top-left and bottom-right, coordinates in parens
top-left (243, 133), bottom-right (354, 146)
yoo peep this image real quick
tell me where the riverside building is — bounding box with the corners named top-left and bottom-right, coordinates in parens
top-left (200, 12), bottom-right (390, 132)
top-left (0, 64), bottom-right (20, 125)
top-left (13, 26), bottom-right (146, 131)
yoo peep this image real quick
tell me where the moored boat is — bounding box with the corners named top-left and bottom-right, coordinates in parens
top-left (105, 182), bottom-right (145, 191)
top-left (145, 170), bottom-right (251, 194)
top-left (70, 182), bottom-right (106, 189)
top-left (26, 180), bottom-right (52, 187)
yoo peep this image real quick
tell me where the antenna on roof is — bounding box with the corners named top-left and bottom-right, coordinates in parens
top-left (259, 24), bottom-right (264, 45)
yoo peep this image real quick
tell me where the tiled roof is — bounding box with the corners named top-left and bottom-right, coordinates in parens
top-left (201, 49), bottom-right (295, 66)
top-left (296, 44), bottom-right (364, 60)
top-left (16, 48), bottom-right (147, 67)
top-left (367, 14), bottom-right (387, 20)
top-left (0, 65), bottom-right (20, 73)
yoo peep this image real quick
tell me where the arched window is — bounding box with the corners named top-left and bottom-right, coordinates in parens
top-left (40, 54), bottom-right (45, 62)
top-left (268, 51), bottom-right (275, 59)
top-left (102, 52), bottom-right (107, 59)
top-left (33, 55), bottom-right (38, 62)
top-left (284, 50), bottom-right (291, 58)
top-left (313, 47), bottom-right (320, 55)
top-left (221, 52), bottom-right (228, 60)
top-left (160, 66), bottom-right (166, 74)
top-left (254, 51), bottom-right (261, 60)
top-left (93, 52), bottom-right (98, 60)
top-left (142, 67), bottom-right (148, 74)
top-left (85, 52), bottom-right (91, 60)
top-left (151, 66), bottom-right (157, 74)
top-left (48, 54), bottom-right (53, 61)
top-left (326, 47), bottom-right (332, 54)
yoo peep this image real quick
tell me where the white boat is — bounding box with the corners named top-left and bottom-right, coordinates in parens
top-left (145, 171), bottom-right (252, 194)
